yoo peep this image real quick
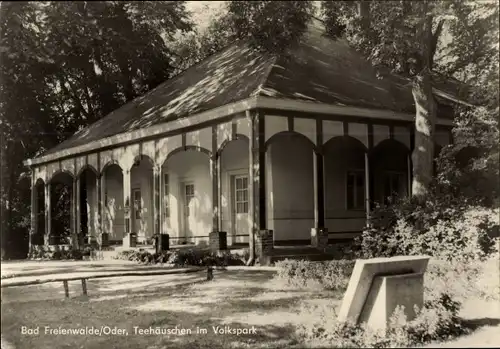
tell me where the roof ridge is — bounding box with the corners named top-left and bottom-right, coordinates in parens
top-left (251, 54), bottom-right (279, 97)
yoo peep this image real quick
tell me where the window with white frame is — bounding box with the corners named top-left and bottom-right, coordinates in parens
top-left (346, 170), bottom-right (365, 210)
top-left (235, 176), bottom-right (249, 214)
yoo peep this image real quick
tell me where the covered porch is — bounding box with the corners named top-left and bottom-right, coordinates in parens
top-left (27, 106), bottom-right (452, 253)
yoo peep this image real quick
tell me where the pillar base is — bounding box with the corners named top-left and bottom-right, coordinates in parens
top-left (156, 234), bottom-right (170, 253)
top-left (122, 233), bottom-right (137, 249)
top-left (209, 231), bottom-right (227, 252)
top-left (256, 230), bottom-right (273, 265)
top-left (311, 228), bottom-right (329, 251)
top-left (100, 233), bottom-right (109, 248)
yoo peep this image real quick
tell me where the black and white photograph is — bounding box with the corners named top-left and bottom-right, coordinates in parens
top-left (1, 1), bottom-right (499, 348)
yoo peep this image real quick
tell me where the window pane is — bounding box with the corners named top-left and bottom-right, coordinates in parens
top-left (243, 189), bottom-right (248, 202)
top-left (243, 202), bottom-right (249, 213)
top-left (243, 177), bottom-right (248, 188)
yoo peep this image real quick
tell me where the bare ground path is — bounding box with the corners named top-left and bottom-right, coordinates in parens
top-left (1, 262), bottom-right (498, 348)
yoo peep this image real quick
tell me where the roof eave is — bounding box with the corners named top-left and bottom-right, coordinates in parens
top-left (24, 95), bottom-right (456, 168)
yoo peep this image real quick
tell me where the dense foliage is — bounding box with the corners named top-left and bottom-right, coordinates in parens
top-left (321, 0), bottom-right (499, 199)
top-left (357, 195), bottom-right (498, 262)
top-left (277, 257), bottom-right (497, 348)
top-left (274, 259), bottom-right (355, 292)
top-left (114, 248), bottom-right (248, 267)
top-left (0, 1), bottom-right (194, 258)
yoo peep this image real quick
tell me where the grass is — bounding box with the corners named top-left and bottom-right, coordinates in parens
top-left (1, 258), bottom-right (498, 349)
top-left (1, 269), bottom-right (340, 349)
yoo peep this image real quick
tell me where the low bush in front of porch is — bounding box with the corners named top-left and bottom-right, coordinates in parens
top-left (27, 244), bottom-right (97, 261)
top-left (114, 248), bottom-right (248, 267)
top-left (274, 256), bottom-right (498, 348)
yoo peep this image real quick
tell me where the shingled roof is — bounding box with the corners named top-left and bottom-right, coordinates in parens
top-left (41, 18), bottom-right (468, 157)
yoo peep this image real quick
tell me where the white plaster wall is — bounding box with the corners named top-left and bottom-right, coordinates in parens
top-left (394, 126), bottom-right (411, 149)
top-left (324, 138), bottom-right (366, 233)
top-left (323, 120), bottom-right (343, 144)
top-left (268, 135), bottom-right (314, 241)
top-left (373, 125), bottom-right (390, 147)
top-left (236, 116), bottom-right (251, 139)
top-left (186, 127), bottom-right (212, 152)
top-left (163, 150), bottom-right (212, 245)
top-left (103, 165), bottom-right (125, 240)
top-left (265, 115), bottom-right (288, 142)
top-left (219, 138), bottom-right (250, 245)
top-left (266, 151), bottom-right (274, 232)
top-left (348, 123), bottom-right (369, 149)
top-left (294, 118), bottom-right (317, 146)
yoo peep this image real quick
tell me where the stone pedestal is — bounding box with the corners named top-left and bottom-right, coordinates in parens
top-left (359, 272), bottom-right (425, 331)
top-left (338, 256), bottom-right (430, 333)
top-left (311, 228), bottom-right (328, 250)
top-left (122, 232), bottom-right (137, 249)
top-left (100, 233), bottom-right (109, 247)
top-left (256, 230), bottom-right (273, 265)
top-left (156, 234), bottom-right (170, 253)
top-left (209, 231), bottom-right (227, 252)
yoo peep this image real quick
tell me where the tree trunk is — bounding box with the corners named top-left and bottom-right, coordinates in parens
top-left (411, 70), bottom-right (437, 201)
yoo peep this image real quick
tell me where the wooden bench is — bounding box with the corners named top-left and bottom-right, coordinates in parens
top-left (1, 268), bottom-right (206, 299)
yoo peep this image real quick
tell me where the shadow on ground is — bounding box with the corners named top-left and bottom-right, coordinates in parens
top-left (1, 269), bottom-right (318, 349)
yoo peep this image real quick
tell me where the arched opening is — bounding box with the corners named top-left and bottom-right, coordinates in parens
top-left (162, 148), bottom-right (212, 246)
top-left (102, 163), bottom-right (124, 243)
top-left (49, 171), bottom-right (74, 245)
top-left (219, 137), bottom-right (250, 247)
top-left (130, 155), bottom-right (155, 244)
top-left (78, 167), bottom-right (98, 243)
top-left (324, 136), bottom-right (367, 236)
top-left (266, 132), bottom-right (315, 244)
top-left (371, 139), bottom-right (410, 206)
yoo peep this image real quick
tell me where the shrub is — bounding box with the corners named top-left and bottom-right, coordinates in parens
top-left (113, 248), bottom-right (246, 267)
top-left (356, 195), bottom-right (499, 263)
top-left (27, 245), bottom-right (88, 260)
top-left (296, 290), bottom-right (466, 348)
top-left (274, 259), bottom-right (355, 292)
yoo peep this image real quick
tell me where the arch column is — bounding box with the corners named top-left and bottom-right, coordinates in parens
top-left (123, 169), bottom-right (132, 245)
top-left (311, 119), bottom-right (327, 249)
top-left (99, 173), bottom-right (106, 237)
top-left (96, 173), bottom-right (102, 239)
top-left (313, 150), bottom-right (326, 228)
top-left (44, 182), bottom-right (51, 246)
top-left (71, 177), bottom-right (79, 248)
top-left (249, 111), bottom-right (272, 264)
top-left (210, 155), bottom-right (220, 232)
top-left (364, 152), bottom-right (371, 223)
top-left (30, 173), bottom-right (37, 251)
top-left (153, 166), bottom-right (161, 236)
